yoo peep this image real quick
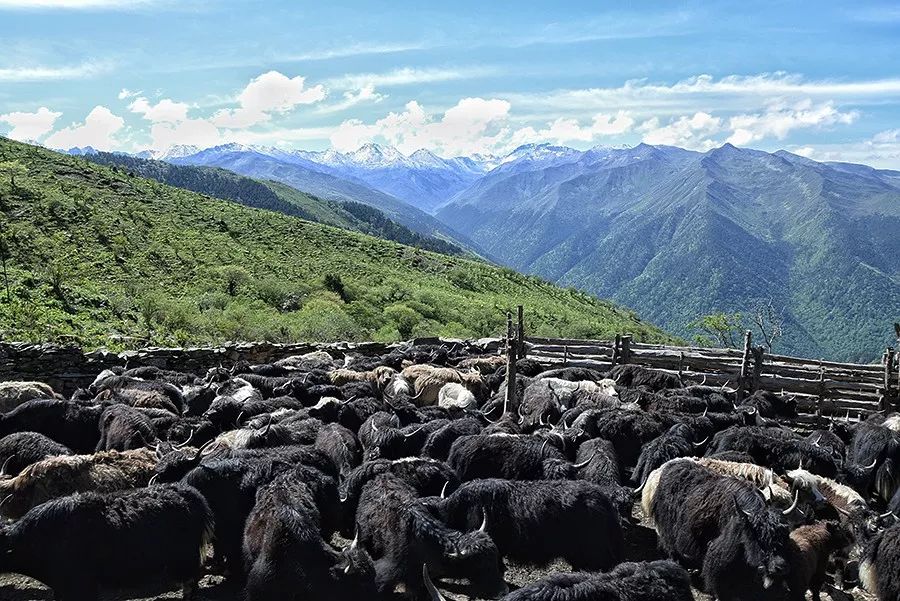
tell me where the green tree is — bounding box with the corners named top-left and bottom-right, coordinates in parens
top-left (0, 160), bottom-right (27, 190)
top-left (219, 265), bottom-right (251, 296)
top-left (689, 312), bottom-right (743, 348)
top-left (383, 303), bottom-right (422, 340)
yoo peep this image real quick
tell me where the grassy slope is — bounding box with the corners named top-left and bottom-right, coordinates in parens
top-left (84, 152), bottom-right (464, 255)
top-left (0, 138), bottom-right (672, 350)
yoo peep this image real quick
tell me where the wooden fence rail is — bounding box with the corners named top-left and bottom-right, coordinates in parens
top-left (524, 333), bottom-right (899, 426)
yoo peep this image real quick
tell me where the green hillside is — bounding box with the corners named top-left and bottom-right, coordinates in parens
top-left (84, 152), bottom-right (464, 256)
top-left (0, 138), bottom-right (672, 350)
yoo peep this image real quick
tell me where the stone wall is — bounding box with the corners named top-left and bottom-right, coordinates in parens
top-left (0, 337), bottom-right (503, 396)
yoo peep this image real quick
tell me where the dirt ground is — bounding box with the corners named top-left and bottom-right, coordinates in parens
top-left (0, 503), bottom-right (879, 601)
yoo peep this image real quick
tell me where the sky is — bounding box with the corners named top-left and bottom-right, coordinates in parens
top-left (1, 0), bottom-right (900, 166)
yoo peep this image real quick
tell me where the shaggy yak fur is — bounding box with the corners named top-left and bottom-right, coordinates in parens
top-left (356, 474), bottom-right (507, 601)
top-left (0, 448), bottom-right (157, 519)
top-left (427, 478), bottom-right (624, 571)
top-left (0, 483), bottom-right (212, 601)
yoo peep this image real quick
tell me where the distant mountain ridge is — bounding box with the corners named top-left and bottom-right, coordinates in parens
top-left (82, 139), bottom-right (900, 360)
top-left (436, 142), bottom-right (900, 361)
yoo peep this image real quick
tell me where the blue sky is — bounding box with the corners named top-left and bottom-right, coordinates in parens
top-left (2, 0), bottom-right (900, 165)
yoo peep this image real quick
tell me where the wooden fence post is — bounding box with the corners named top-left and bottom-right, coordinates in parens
top-left (621, 335), bottom-right (632, 364)
top-left (563, 345), bottom-right (569, 367)
top-left (816, 360), bottom-right (825, 424)
top-left (751, 345), bottom-right (765, 393)
top-left (737, 330), bottom-right (752, 402)
top-left (504, 312), bottom-right (517, 408)
top-left (678, 351), bottom-right (685, 382)
top-left (882, 348), bottom-right (894, 411)
top-left (612, 334), bottom-right (621, 367)
top-left (516, 305), bottom-right (526, 358)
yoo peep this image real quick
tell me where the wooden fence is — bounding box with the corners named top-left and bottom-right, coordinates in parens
top-left (524, 331), bottom-right (899, 427)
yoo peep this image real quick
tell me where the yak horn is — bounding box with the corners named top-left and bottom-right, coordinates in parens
top-left (478, 509), bottom-right (488, 532)
top-left (371, 420), bottom-right (380, 433)
top-left (782, 490), bottom-right (800, 515)
top-left (540, 439), bottom-right (550, 457)
top-left (350, 529), bottom-right (359, 550)
top-left (835, 505), bottom-right (851, 516)
top-left (148, 473), bottom-right (159, 486)
top-left (262, 415), bottom-right (274, 437)
top-left (702, 406), bottom-right (708, 417)
top-left (745, 406), bottom-right (757, 416)
top-left (862, 457), bottom-right (878, 470)
top-left (634, 479), bottom-right (646, 494)
top-left (422, 565), bottom-right (447, 601)
top-left (193, 439), bottom-right (219, 460)
top-left (0, 494), bottom-right (13, 511)
top-left (812, 435), bottom-right (821, 447)
top-left (699, 375), bottom-right (707, 387)
top-left (235, 411), bottom-right (245, 427)
top-left (173, 429), bottom-right (195, 449)
top-left (409, 387), bottom-right (426, 401)
top-left (0, 455), bottom-right (14, 477)
top-left (693, 437), bottom-right (709, 447)
top-left (404, 426), bottom-right (424, 438)
top-left (440, 481), bottom-right (450, 499)
top-left (573, 450), bottom-right (597, 469)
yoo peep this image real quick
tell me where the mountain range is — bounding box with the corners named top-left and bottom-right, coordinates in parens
top-left (66, 140), bottom-right (900, 361)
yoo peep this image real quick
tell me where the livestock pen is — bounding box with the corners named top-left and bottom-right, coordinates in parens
top-left (524, 332), bottom-right (899, 429)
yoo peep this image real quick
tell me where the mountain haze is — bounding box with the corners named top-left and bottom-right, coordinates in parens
top-left (170, 144), bottom-right (484, 254)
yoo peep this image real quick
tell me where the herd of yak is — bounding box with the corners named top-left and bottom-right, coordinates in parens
top-left (1, 343), bottom-right (900, 601)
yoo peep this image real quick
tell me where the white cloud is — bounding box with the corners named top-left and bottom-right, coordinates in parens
top-left (117, 88), bottom-right (141, 100)
top-left (212, 70), bottom-right (326, 128)
top-left (0, 0), bottom-right (160, 8)
top-left (148, 119), bottom-right (221, 150)
top-left (793, 146), bottom-right (815, 158)
top-left (125, 96), bottom-right (220, 150)
top-left (639, 112), bottom-right (723, 150)
top-left (318, 83), bottom-right (386, 114)
top-left (726, 100), bottom-right (857, 145)
top-left (510, 72), bottom-right (900, 116)
top-left (329, 66), bottom-right (495, 90)
top-left (44, 105), bottom-right (125, 151)
top-left (331, 97), bottom-right (513, 156)
top-left (0, 106), bottom-right (62, 141)
top-left (128, 97), bottom-right (190, 124)
top-left (0, 61), bottom-right (109, 81)
top-left (280, 42), bottom-right (427, 63)
top-left (536, 111), bottom-right (635, 143)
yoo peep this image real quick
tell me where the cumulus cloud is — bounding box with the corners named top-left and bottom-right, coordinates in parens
top-left (128, 97), bottom-right (190, 124)
top-left (0, 106), bottom-right (62, 141)
top-left (44, 105), bottom-right (125, 150)
top-left (639, 112), bottom-right (723, 149)
top-left (537, 111), bottom-right (635, 143)
top-left (331, 97), bottom-right (513, 156)
top-left (117, 88), bottom-right (141, 100)
top-left (212, 70), bottom-right (326, 128)
top-left (726, 100), bottom-right (857, 146)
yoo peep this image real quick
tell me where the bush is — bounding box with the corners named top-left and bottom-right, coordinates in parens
top-left (288, 299), bottom-right (362, 342)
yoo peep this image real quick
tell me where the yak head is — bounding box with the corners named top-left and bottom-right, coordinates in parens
top-left (731, 493), bottom-right (791, 591)
top-left (443, 511), bottom-right (507, 599)
top-left (330, 530), bottom-right (377, 598)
